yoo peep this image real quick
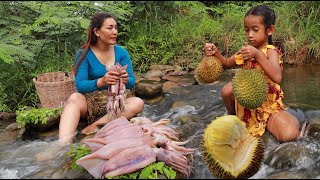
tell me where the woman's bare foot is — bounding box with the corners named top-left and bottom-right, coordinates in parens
top-left (35, 141), bottom-right (68, 162)
top-left (81, 114), bottom-right (113, 135)
top-left (81, 124), bottom-right (100, 135)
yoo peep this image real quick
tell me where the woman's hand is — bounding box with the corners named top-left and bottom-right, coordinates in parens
top-left (98, 71), bottom-right (120, 87)
top-left (204, 43), bottom-right (218, 56)
top-left (239, 44), bottom-right (259, 61)
top-left (119, 69), bottom-right (128, 84)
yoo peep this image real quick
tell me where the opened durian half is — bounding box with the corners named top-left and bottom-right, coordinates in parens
top-left (195, 56), bottom-right (223, 84)
top-left (232, 68), bottom-right (268, 109)
top-left (200, 115), bottom-right (264, 179)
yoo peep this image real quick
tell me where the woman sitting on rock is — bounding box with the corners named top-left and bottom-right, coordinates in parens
top-left (58, 12), bottom-right (144, 145)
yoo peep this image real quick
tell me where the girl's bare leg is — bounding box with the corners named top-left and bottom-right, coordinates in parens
top-left (81, 97), bottom-right (144, 134)
top-left (221, 82), bottom-right (236, 115)
top-left (266, 110), bottom-right (303, 143)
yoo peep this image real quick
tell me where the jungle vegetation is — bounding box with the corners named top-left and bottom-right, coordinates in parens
top-left (0, 1), bottom-right (319, 112)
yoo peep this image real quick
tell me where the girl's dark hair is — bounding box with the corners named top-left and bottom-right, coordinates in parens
top-left (245, 5), bottom-right (276, 45)
top-left (74, 12), bottom-right (116, 75)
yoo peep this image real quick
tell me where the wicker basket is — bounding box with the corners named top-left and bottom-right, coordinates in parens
top-left (33, 72), bottom-right (76, 108)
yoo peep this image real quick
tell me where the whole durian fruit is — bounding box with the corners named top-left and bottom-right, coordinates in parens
top-left (200, 115), bottom-right (264, 179)
top-left (195, 56), bottom-right (223, 83)
top-left (232, 68), bottom-right (268, 109)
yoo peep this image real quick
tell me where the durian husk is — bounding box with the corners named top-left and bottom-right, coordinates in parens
top-left (232, 68), bottom-right (268, 109)
top-left (195, 56), bottom-right (223, 83)
top-left (200, 115), bottom-right (264, 179)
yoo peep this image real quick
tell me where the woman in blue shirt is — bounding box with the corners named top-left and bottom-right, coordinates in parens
top-left (58, 12), bottom-right (144, 144)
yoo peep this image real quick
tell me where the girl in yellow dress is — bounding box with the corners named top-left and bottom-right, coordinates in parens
top-left (204, 5), bottom-right (305, 143)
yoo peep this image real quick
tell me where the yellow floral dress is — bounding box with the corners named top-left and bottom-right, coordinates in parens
top-left (235, 45), bottom-right (288, 137)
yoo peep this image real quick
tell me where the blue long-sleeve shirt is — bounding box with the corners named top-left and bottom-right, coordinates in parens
top-left (74, 45), bottom-right (135, 93)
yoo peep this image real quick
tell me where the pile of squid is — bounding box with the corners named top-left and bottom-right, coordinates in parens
top-left (106, 63), bottom-right (127, 119)
top-left (76, 116), bottom-right (195, 179)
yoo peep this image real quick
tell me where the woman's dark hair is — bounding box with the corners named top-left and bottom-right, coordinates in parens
top-left (245, 5), bottom-right (276, 45)
top-left (74, 12), bottom-right (116, 75)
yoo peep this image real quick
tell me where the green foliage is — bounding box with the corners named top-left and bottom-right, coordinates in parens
top-left (0, 60), bottom-right (40, 111)
top-left (108, 161), bottom-right (176, 179)
top-left (271, 1), bottom-right (320, 60)
top-left (15, 106), bottom-right (62, 127)
top-left (67, 144), bottom-right (92, 171)
top-left (126, 1), bottom-right (223, 73)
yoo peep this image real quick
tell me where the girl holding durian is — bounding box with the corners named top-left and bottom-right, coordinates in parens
top-left (204, 5), bottom-right (305, 143)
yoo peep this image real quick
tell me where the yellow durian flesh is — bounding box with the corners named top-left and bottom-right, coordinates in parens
top-left (195, 56), bottom-right (223, 84)
top-left (201, 115), bottom-right (264, 179)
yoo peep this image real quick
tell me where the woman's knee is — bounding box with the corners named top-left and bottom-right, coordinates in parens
top-left (67, 93), bottom-right (85, 104)
top-left (126, 97), bottom-right (144, 114)
top-left (133, 97), bottom-right (144, 113)
top-left (65, 93), bottom-right (87, 114)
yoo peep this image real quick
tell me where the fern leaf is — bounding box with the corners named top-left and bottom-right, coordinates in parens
top-left (0, 47), bottom-right (15, 63)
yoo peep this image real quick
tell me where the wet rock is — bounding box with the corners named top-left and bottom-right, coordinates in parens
top-left (171, 100), bottom-right (189, 109)
top-left (264, 142), bottom-right (316, 169)
top-left (180, 121), bottom-right (204, 139)
top-left (38, 128), bottom-right (59, 139)
top-left (162, 81), bottom-right (179, 94)
top-left (149, 64), bottom-right (174, 71)
top-left (144, 69), bottom-right (165, 79)
top-left (0, 112), bottom-right (17, 132)
top-left (28, 114), bottom-right (60, 132)
top-left (0, 123), bottom-right (25, 144)
top-left (143, 96), bottom-right (164, 105)
top-left (305, 110), bottom-right (320, 120)
top-left (260, 131), bottom-right (280, 150)
top-left (305, 120), bottom-right (320, 142)
top-left (162, 75), bottom-right (195, 86)
top-left (51, 161), bottom-right (94, 179)
top-left (135, 80), bottom-right (163, 99)
top-left (167, 70), bottom-right (189, 76)
top-left (148, 77), bottom-right (161, 82)
top-left (0, 112), bottom-right (16, 121)
top-left (264, 168), bottom-right (317, 179)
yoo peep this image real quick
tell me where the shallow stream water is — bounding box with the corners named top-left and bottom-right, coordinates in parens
top-left (0, 64), bottom-right (320, 179)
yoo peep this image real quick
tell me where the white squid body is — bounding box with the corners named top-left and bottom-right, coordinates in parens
top-left (76, 116), bottom-right (195, 179)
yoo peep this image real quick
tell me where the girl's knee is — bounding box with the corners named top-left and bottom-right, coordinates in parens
top-left (221, 82), bottom-right (233, 98)
top-left (268, 111), bottom-right (300, 142)
top-left (277, 128), bottom-right (299, 143)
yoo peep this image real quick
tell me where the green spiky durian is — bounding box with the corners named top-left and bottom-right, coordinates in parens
top-left (200, 115), bottom-right (264, 179)
top-left (195, 56), bottom-right (223, 83)
top-left (232, 68), bottom-right (268, 109)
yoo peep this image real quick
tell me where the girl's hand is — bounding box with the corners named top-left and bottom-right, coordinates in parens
top-left (204, 43), bottom-right (218, 56)
top-left (119, 69), bottom-right (128, 84)
top-left (240, 44), bottom-right (259, 61)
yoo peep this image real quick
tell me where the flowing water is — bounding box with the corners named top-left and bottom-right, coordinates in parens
top-left (1, 64), bottom-right (320, 179)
